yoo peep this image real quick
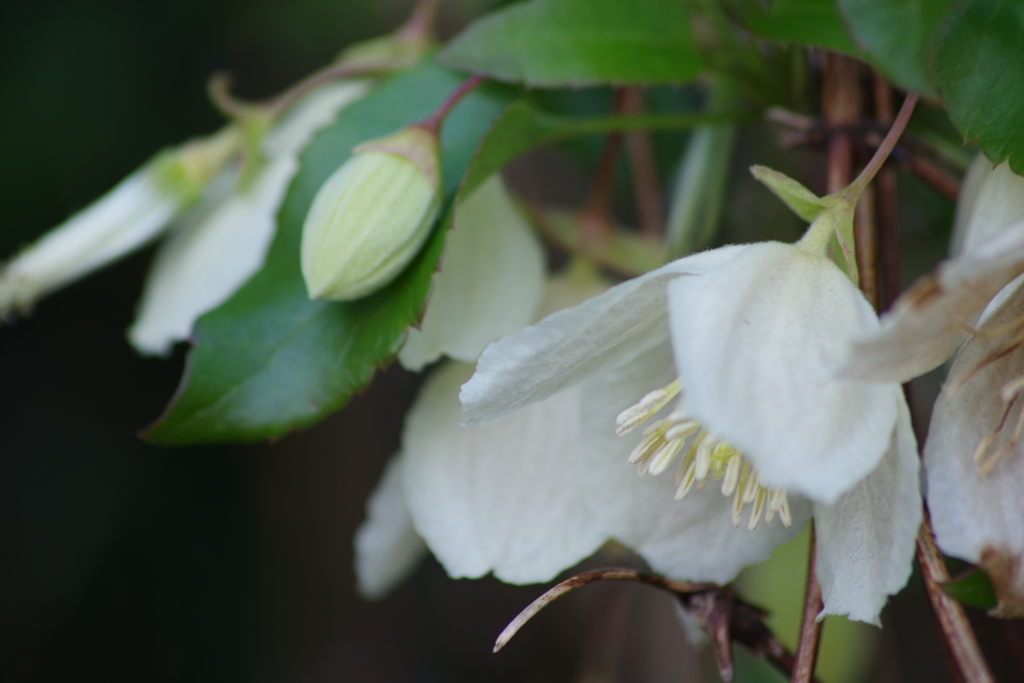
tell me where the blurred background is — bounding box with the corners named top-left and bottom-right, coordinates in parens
top-left (2, 0), bottom-right (1023, 681)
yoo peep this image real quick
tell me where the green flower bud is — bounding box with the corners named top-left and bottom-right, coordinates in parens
top-left (301, 125), bottom-right (442, 301)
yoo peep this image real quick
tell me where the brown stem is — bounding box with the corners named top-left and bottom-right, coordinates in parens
top-left (418, 74), bottom-right (485, 136)
top-left (493, 567), bottom-right (818, 682)
top-left (792, 527), bottom-right (824, 683)
top-left (578, 90), bottom-right (629, 248)
top-left (906, 155), bottom-right (961, 203)
top-left (917, 517), bottom-right (996, 683)
top-left (873, 73), bottom-right (902, 311)
top-left (493, 568), bottom-right (710, 652)
top-left (395, 0), bottom-right (441, 41)
top-left (621, 87), bottom-right (664, 237)
top-left (823, 53), bottom-right (861, 194)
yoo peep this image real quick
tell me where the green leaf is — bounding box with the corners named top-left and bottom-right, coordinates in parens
top-left (943, 569), bottom-right (998, 610)
top-left (936, 0), bottom-right (1024, 175)
top-left (437, 0), bottom-right (702, 87)
top-left (837, 0), bottom-right (955, 94)
top-left (744, 0), bottom-right (860, 55)
top-left (145, 64), bottom-right (514, 445)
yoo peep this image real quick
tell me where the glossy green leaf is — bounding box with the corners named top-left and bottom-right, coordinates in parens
top-left (438, 0), bottom-right (702, 87)
top-left (838, 0), bottom-right (955, 94)
top-left (145, 64), bottom-right (514, 445)
top-left (936, 0), bottom-right (1024, 175)
top-left (744, 0), bottom-right (859, 55)
top-left (943, 569), bottom-right (998, 611)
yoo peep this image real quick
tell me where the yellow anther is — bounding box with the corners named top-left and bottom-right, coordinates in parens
top-left (615, 379), bottom-right (682, 435)
top-left (748, 488), bottom-right (767, 531)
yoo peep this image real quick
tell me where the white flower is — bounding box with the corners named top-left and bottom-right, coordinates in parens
top-left (456, 225), bottom-right (921, 624)
top-left (355, 174), bottom-right (552, 595)
top-left (842, 157), bottom-right (1024, 617)
top-left (128, 81), bottom-right (368, 355)
top-left (0, 128), bottom-right (238, 318)
top-left (842, 157), bottom-right (1024, 384)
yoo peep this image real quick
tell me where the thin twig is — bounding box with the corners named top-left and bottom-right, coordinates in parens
top-left (493, 568), bottom-right (709, 652)
top-left (493, 567), bottom-right (818, 682)
top-left (917, 517), bottom-right (996, 683)
top-left (621, 87), bottom-right (664, 237)
top-left (792, 526), bottom-right (824, 683)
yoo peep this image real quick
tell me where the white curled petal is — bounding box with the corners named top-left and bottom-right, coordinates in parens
top-left (927, 290), bottom-right (1024, 617)
top-left (1, 171), bottom-right (179, 314)
top-left (460, 245), bottom-right (748, 429)
top-left (128, 158), bottom-right (290, 354)
top-left (354, 455), bottom-right (428, 600)
top-left (814, 395), bottom-right (921, 625)
top-left (843, 221), bottom-right (1024, 383)
top-left (403, 361), bottom-right (605, 584)
top-left (668, 242), bottom-right (897, 503)
top-left (399, 177), bottom-right (545, 370)
top-left (578, 341), bottom-right (809, 584)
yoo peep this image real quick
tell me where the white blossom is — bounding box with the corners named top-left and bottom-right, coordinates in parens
top-left (456, 223), bottom-right (920, 624)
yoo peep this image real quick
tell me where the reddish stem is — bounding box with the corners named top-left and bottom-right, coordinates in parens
top-left (792, 526), bottom-right (824, 683)
top-left (419, 74), bottom-right (485, 136)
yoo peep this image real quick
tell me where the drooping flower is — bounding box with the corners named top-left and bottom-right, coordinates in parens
top-left (454, 198), bottom-right (921, 623)
top-left (0, 128), bottom-right (239, 318)
top-left (128, 81), bottom-right (367, 355)
top-left (842, 156), bottom-right (1024, 616)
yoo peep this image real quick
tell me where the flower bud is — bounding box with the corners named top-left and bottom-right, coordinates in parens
top-left (301, 125), bottom-right (442, 301)
top-left (0, 127), bottom-right (238, 317)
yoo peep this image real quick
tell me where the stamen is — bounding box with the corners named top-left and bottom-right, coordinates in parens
top-left (615, 379), bottom-right (682, 435)
top-left (731, 481), bottom-right (745, 526)
top-left (748, 488), bottom-right (767, 531)
top-left (648, 437), bottom-right (686, 476)
top-left (721, 452), bottom-right (742, 496)
top-left (741, 467), bottom-right (759, 504)
top-left (616, 386), bottom-right (791, 532)
top-left (675, 460), bottom-right (698, 500)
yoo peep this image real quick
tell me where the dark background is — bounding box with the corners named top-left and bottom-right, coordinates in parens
top-left (2, 0), bottom-right (1022, 681)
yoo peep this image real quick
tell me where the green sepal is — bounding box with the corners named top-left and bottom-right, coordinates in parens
top-left (750, 165), bottom-right (827, 223)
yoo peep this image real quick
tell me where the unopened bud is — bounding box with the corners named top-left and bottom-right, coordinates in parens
top-left (301, 125), bottom-right (441, 301)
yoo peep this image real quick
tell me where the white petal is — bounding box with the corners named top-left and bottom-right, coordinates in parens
top-left (354, 454), bottom-right (428, 599)
top-left (814, 395), bottom-right (921, 625)
top-left (842, 221), bottom-right (1024, 383)
top-left (402, 361), bottom-right (605, 584)
top-left (950, 153), bottom-right (994, 257)
top-left (1, 170), bottom-right (179, 314)
top-left (926, 289), bottom-right (1024, 617)
top-left (128, 157), bottom-right (292, 355)
top-left (578, 341), bottom-right (810, 584)
top-left (954, 160), bottom-right (1024, 257)
top-left (460, 245), bottom-right (747, 429)
top-left (668, 242), bottom-right (897, 503)
top-left (262, 81), bottom-right (369, 159)
top-left (399, 177), bottom-right (545, 370)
